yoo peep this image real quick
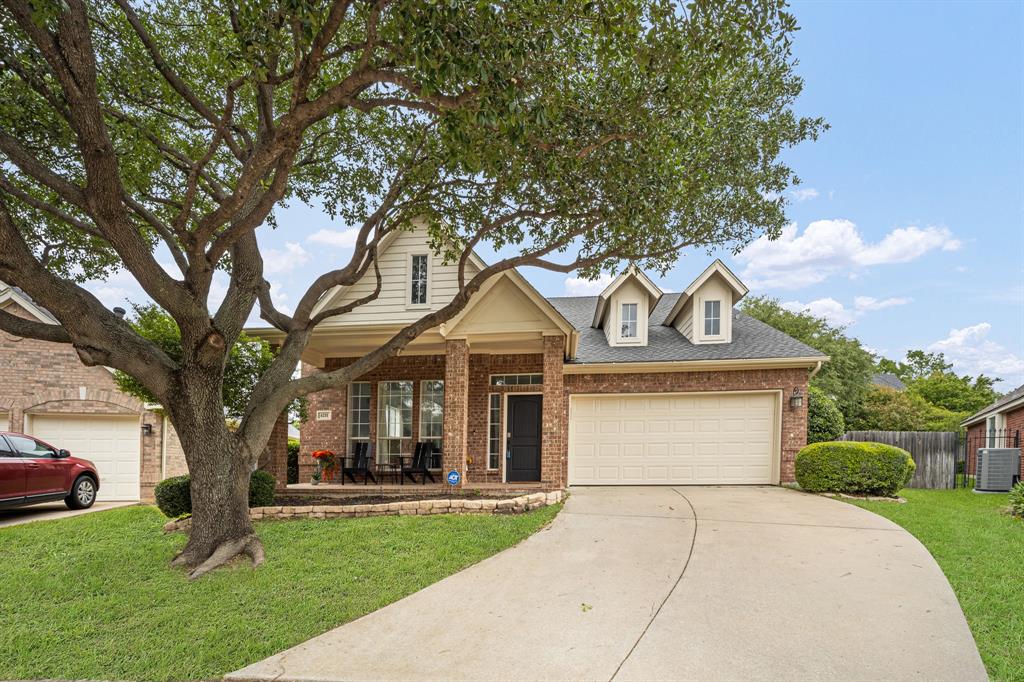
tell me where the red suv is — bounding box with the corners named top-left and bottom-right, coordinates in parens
top-left (0, 432), bottom-right (100, 510)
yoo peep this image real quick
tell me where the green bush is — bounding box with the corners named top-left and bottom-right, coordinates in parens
top-left (287, 438), bottom-right (300, 484)
top-left (153, 471), bottom-right (278, 518)
top-left (795, 441), bottom-right (915, 496)
top-left (153, 475), bottom-right (191, 518)
top-left (807, 386), bottom-right (845, 443)
top-left (1009, 482), bottom-right (1024, 518)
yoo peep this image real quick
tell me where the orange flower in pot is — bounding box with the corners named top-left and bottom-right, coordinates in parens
top-left (311, 449), bottom-right (338, 483)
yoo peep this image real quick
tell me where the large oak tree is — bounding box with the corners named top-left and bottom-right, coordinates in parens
top-left (0, 0), bottom-right (822, 577)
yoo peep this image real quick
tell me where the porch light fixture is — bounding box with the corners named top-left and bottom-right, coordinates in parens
top-left (141, 423), bottom-right (154, 436)
top-left (789, 388), bottom-right (804, 410)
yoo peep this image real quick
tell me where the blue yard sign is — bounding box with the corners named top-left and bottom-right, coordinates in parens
top-left (446, 470), bottom-right (461, 486)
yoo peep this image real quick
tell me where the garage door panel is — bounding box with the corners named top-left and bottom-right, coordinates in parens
top-left (0, 412), bottom-right (8, 431)
top-left (29, 415), bottom-right (141, 501)
top-left (569, 392), bottom-right (778, 485)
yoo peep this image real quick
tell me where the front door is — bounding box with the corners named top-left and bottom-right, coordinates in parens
top-left (506, 395), bottom-right (542, 482)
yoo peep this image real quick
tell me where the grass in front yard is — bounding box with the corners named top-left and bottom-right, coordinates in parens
top-left (850, 488), bottom-right (1023, 681)
top-left (0, 504), bottom-right (559, 681)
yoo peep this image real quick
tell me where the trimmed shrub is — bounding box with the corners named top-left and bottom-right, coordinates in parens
top-left (153, 475), bottom-right (191, 518)
top-left (1009, 482), bottom-right (1024, 518)
top-left (153, 471), bottom-right (278, 518)
top-left (287, 438), bottom-right (300, 484)
top-left (795, 441), bottom-right (915, 496)
top-left (249, 470), bottom-right (276, 508)
top-left (807, 386), bottom-right (845, 444)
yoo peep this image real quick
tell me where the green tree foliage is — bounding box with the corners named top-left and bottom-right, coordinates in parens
top-left (807, 385), bottom-right (845, 443)
top-left (739, 296), bottom-right (873, 422)
top-left (114, 305), bottom-right (274, 419)
top-left (877, 349), bottom-right (1001, 421)
top-left (849, 387), bottom-right (963, 432)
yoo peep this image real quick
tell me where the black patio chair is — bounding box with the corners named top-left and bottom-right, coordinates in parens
top-left (342, 441), bottom-right (378, 485)
top-left (402, 442), bottom-right (437, 484)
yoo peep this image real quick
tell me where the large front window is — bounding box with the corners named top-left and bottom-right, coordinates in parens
top-left (378, 381), bottom-right (413, 462)
top-left (347, 382), bottom-right (370, 454)
top-left (419, 380), bottom-right (444, 467)
top-left (410, 254), bottom-right (428, 305)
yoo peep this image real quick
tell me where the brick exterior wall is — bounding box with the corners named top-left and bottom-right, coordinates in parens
top-left (285, 347), bottom-right (810, 489)
top-left (0, 299), bottom-right (179, 500)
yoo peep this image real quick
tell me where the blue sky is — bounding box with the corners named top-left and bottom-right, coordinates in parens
top-left (87, 1), bottom-right (1024, 388)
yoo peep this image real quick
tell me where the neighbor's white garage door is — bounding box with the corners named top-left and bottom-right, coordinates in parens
top-left (29, 414), bottom-right (141, 501)
top-left (0, 412), bottom-right (8, 432)
top-left (569, 392), bottom-right (779, 485)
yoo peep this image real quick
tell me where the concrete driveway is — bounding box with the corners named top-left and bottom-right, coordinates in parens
top-left (228, 486), bottom-right (986, 682)
top-left (0, 501), bottom-right (134, 529)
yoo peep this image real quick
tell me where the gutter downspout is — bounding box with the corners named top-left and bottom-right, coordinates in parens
top-left (809, 360), bottom-right (823, 380)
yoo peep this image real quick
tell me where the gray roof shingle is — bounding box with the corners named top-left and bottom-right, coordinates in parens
top-left (871, 372), bottom-right (907, 391)
top-left (963, 382), bottom-right (1024, 425)
top-left (546, 293), bottom-right (826, 365)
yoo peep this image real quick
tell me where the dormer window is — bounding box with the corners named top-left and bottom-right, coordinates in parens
top-left (704, 300), bottom-right (721, 336)
top-left (410, 254), bottom-right (428, 306)
top-left (621, 303), bottom-right (638, 338)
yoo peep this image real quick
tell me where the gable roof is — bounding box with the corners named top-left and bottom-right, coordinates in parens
top-left (662, 259), bottom-right (748, 327)
top-left (591, 266), bottom-right (663, 328)
top-left (871, 372), bottom-right (907, 391)
top-left (549, 292), bottom-right (825, 366)
top-left (962, 383), bottom-right (1024, 427)
top-left (0, 281), bottom-right (60, 325)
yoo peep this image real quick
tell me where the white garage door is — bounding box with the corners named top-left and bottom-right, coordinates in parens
top-left (29, 414), bottom-right (141, 501)
top-left (0, 412), bottom-right (8, 431)
top-left (569, 392), bottom-right (779, 485)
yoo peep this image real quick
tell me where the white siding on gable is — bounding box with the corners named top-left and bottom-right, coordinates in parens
top-left (672, 274), bottom-right (733, 344)
top-left (317, 225), bottom-right (482, 327)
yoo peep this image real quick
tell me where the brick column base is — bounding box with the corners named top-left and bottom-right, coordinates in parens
top-left (443, 339), bottom-right (470, 486)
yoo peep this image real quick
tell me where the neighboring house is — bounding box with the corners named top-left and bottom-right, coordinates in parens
top-left (871, 372), bottom-right (906, 391)
top-left (254, 227), bottom-right (826, 490)
top-left (0, 282), bottom-right (186, 501)
top-left (962, 384), bottom-right (1024, 479)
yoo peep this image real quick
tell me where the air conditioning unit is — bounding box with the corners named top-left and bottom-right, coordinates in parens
top-left (975, 448), bottom-right (1020, 493)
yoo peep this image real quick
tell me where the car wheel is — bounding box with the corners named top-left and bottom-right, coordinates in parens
top-left (65, 476), bottom-right (97, 510)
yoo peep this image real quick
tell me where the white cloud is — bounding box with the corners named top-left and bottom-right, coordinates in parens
top-left (266, 280), bottom-right (292, 314)
top-left (852, 296), bottom-right (912, 312)
top-left (928, 323), bottom-right (1024, 383)
top-left (790, 187), bottom-right (819, 202)
top-left (564, 273), bottom-right (615, 296)
top-left (781, 295), bottom-right (912, 327)
top-left (263, 242), bottom-right (310, 275)
top-left (308, 228), bottom-right (359, 248)
top-left (735, 220), bottom-right (962, 289)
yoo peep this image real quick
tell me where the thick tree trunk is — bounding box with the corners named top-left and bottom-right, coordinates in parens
top-left (166, 369), bottom-right (265, 579)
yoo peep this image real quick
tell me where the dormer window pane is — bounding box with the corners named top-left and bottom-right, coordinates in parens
top-left (621, 303), bottom-right (638, 338)
top-left (411, 254), bottom-right (428, 305)
top-left (704, 300), bottom-right (721, 336)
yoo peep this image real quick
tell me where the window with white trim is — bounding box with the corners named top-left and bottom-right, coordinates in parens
top-left (488, 394), bottom-right (501, 470)
top-left (419, 380), bottom-right (444, 466)
top-left (704, 299), bottom-right (721, 336)
top-left (490, 374), bottom-right (542, 386)
top-left (620, 302), bottom-right (638, 339)
top-left (986, 414), bottom-right (1005, 448)
top-left (347, 382), bottom-right (370, 454)
top-left (410, 254), bottom-right (428, 305)
top-left (378, 381), bottom-right (412, 462)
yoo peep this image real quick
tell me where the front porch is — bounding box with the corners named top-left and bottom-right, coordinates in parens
top-left (293, 335), bottom-right (567, 491)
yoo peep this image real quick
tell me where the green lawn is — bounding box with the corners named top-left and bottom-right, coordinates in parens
top-left (850, 488), bottom-right (1023, 681)
top-left (0, 504), bottom-right (559, 681)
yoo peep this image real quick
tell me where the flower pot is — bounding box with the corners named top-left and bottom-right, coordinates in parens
top-left (310, 477), bottom-right (320, 486)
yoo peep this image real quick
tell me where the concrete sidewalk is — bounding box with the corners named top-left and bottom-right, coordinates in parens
top-left (228, 486), bottom-right (986, 682)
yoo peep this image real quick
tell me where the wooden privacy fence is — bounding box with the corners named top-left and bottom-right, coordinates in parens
top-left (840, 431), bottom-right (959, 489)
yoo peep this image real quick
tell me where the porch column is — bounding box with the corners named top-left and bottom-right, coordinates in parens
top-left (443, 338), bottom-right (470, 486)
top-left (541, 335), bottom-right (566, 488)
top-left (262, 411), bottom-right (291, 491)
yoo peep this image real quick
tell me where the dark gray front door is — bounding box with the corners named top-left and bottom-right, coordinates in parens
top-left (506, 395), bottom-right (542, 482)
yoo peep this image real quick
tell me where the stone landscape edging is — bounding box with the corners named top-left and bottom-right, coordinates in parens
top-left (163, 489), bottom-right (565, 533)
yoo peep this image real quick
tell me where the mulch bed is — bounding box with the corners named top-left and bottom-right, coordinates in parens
top-left (275, 492), bottom-right (526, 506)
